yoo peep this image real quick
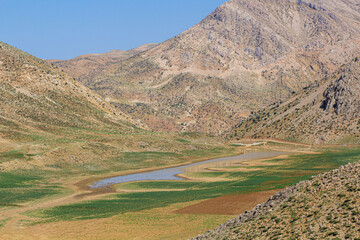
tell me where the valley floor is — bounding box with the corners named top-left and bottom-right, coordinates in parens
top-left (0, 142), bottom-right (359, 239)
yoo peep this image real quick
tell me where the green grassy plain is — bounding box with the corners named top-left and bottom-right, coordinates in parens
top-left (0, 171), bottom-right (63, 207)
top-left (0, 126), bottom-right (237, 210)
top-left (1, 118), bottom-right (359, 239)
top-left (29, 147), bottom-right (360, 222)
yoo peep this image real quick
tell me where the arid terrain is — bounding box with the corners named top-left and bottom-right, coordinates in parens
top-left (48, 43), bottom-right (158, 83)
top-left (1, 0), bottom-right (360, 239)
top-left (51, 0), bottom-right (360, 134)
top-left (231, 57), bottom-right (360, 144)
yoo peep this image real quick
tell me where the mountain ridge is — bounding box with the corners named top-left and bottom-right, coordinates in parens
top-left (0, 41), bottom-right (134, 132)
top-left (48, 43), bottom-right (158, 83)
top-left (230, 56), bottom-right (360, 144)
top-left (50, 0), bottom-right (360, 135)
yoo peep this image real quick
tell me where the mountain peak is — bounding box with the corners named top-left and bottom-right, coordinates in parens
top-left (154, 0), bottom-right (360, 70)
top-left (50, 0), bottom-right (360, 135)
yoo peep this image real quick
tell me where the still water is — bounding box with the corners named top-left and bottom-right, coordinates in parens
top-left (91, 151), bottom-right (287, 188)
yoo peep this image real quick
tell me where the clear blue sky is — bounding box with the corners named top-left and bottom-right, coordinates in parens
top-left (0, 0), bottom-right (227, 60)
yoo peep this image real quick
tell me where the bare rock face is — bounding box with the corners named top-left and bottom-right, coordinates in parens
top-left (231, 57), bottom-right (360, 144)
top-left (320, 60), bottom-right (360, 117)
top-left (157, 0), bottom-right (359, 69)
top-left (52, 0), bottom-right (360, 135)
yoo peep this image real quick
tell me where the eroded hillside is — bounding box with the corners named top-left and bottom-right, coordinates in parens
top-left (0, 42), bottom-right (226, 172)
top-left (53, 0), bottom-right (360, 134)
top-left (48, 43), bottom-right (158, 83)
top-left (0, 41), bottom-right (133, 130)
top-left (231, 57), bottom-right (360, 144)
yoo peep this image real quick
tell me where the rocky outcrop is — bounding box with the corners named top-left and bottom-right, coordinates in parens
top-left (320, 60), bottom-right (360, 117)
top-left (194, 161), bottom-right (360, 239)
top-left (231, 57), bottom-right (360, 144)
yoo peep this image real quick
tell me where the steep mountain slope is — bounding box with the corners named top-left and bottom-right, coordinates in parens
top-left (0, 41), bottom-right (230, 172)
top-left (231, 57), bottom-right (360, 144)
top-left (194, 160), bottom-right (360, 240)
top-left (56, 0), bottom-right (360, 134)
top-left (48, 43), bottom-right (158, 83)
top-left (0, 41), bottom-right (133, 132)
top-left (0, 41), bottom-right (149, 172)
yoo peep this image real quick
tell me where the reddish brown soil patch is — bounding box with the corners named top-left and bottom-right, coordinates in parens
top-left (261, 179), bottom-right (292, 186)
top-left (73, 177), bottom-right (116, 199)
top-left (174, 189), bottom-right (282, 215)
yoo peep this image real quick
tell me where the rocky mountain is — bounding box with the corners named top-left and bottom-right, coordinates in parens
top-left (194, 160), bottom-right (360, 239)
top-left (48, 43), bottom-right (158, 84)
top-left (230, 57), bottom-right (360, 144)
top-left (52, 0), bottom-right (360, 135)
top-left (0, 41), bottom-right (133, 135)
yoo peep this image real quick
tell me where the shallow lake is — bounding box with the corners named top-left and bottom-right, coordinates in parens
top-left (91, 151), bottom-right (287, 188)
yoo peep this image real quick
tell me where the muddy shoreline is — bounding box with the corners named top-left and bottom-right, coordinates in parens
top-left (84, 151), bottom-right (291, 191)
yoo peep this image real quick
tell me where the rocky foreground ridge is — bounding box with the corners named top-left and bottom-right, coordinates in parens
top-left (193, 160), bottom-right (360, 240)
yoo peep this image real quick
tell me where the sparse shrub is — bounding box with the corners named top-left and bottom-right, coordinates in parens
top-left (337, 193), bottom-right (346, 198)
top-left (327, 231), bottom-right (339, 236)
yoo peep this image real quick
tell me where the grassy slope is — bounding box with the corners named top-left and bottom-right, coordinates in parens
top-left (0, 42), bottom-right (243, 240)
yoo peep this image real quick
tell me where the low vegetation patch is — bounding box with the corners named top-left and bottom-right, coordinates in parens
top-left (31, 147), bottom-right (360, 222)
top-left (0, 171), bottom-right (62, 207)
top-left (195, 157), bottom-right (360, 239)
